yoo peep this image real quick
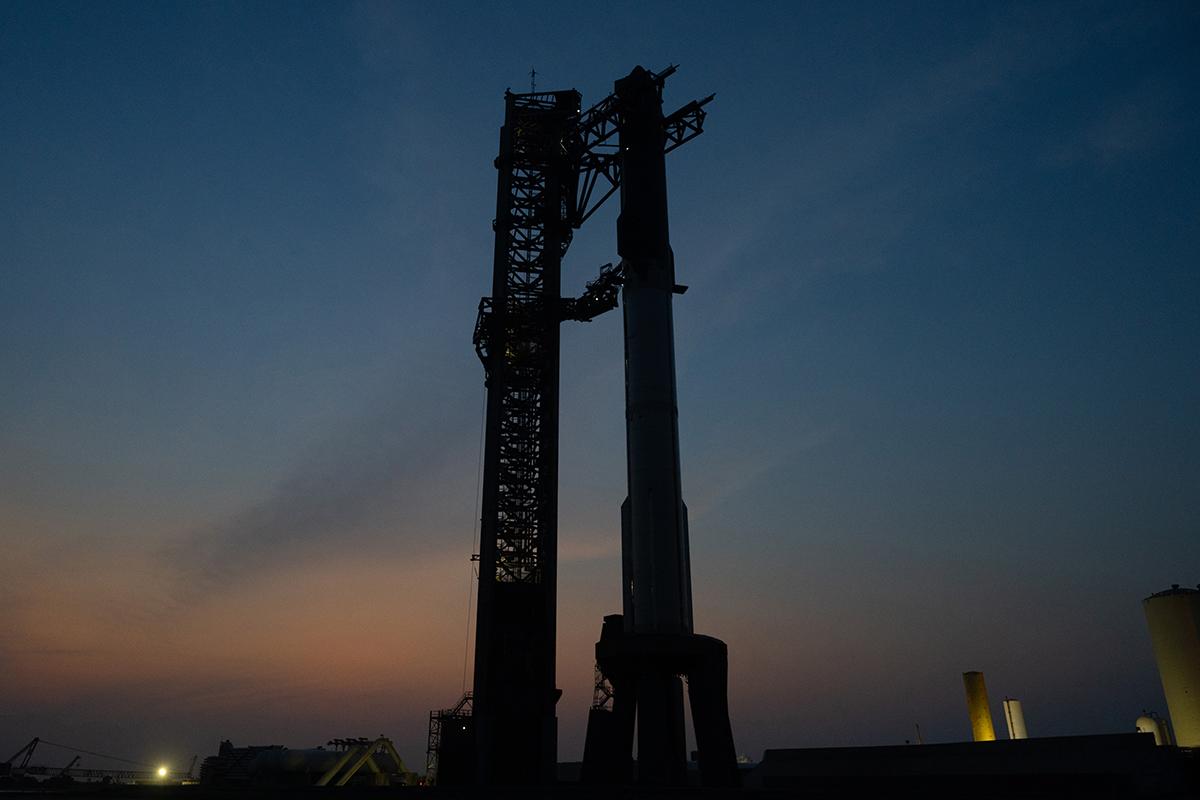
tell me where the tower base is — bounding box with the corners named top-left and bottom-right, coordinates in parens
top-left (582, 618), bottom-right (741, 788)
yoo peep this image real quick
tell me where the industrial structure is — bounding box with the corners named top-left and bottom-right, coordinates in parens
top-left (1003, 699), bottom-right (1028, 740)
top-left (963, 671), bottom-right (997, 742)
top-left (1143, 585), bottom-right (1200, 748)
top-left (429, 66), bottom-right (722, 788)
top-left (198, 738), bottom-right (418, 787)
top-left (1, 738), bottom-right (195, 784)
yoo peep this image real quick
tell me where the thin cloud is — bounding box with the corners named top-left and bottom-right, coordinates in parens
top-left (155, 390), bottom-right (479, 609)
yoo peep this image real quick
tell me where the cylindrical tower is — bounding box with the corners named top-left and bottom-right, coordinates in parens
top-left (1003, 698), bottom-right (1027, 739)
top-left (963, 671), bottom-right (996, 742)
top-left (1143, 585), bottom-right (1200, 747)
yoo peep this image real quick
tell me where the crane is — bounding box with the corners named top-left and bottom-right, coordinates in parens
top-left (1, 738), bottom-right (196, 783)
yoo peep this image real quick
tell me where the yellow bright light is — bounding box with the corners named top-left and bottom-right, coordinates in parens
top-left (158, 767), bottom-right (167, 777)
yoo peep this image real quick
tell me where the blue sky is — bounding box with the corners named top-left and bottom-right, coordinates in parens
top-left (1, 0), bottom-right (1197, 773)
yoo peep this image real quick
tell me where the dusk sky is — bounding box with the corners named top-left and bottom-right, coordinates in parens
top-left (2, 0), bottom-right (1197, 775)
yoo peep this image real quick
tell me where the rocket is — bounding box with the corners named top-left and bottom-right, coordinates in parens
top-left (583, 66), bottom-right (739, 789)
top-left (617, 65), bottom-right (694, 640)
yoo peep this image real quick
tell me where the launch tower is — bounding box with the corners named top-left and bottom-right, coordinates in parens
top-left (430, 67), bottom-right (715, 788)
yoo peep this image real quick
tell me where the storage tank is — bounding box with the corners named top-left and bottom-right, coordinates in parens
top-left (962, 671), bottom-right (996, 741)
top-left (1135, 714), bottom-right (1173, 746)
top-left (1003, 698), bottom-right (1027, 739)
top-left (1142, 585), bottom-right (1200, 747)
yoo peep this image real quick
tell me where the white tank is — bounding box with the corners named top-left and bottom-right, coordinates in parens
top-left (1003, 698), bottom-right (1027, 739)
top-left (1135, 715), bottom-right (1172, 746)
top-left (1142, 585), bottom-right (1200, 747)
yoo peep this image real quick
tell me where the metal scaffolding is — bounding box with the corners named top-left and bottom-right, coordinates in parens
top-left (468, 89), bottom-right (578, 787)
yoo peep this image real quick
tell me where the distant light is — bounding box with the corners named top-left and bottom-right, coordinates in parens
top-left (158, 767), bottom-right (167, 777)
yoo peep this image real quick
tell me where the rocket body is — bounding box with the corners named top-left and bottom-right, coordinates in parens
top-left (617, 68), bottom-right (693, 638)
top-left (583, 67), bottom-right (738, 790)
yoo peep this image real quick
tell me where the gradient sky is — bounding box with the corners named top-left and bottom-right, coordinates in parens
top-left (2, 0), bottom-right (1197, 775)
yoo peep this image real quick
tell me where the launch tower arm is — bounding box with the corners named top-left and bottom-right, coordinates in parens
top-left (560, 262), bottom-right (624, 322)
top-left (568, 68), bottom-right (713, 227)
top-left (663, 94), bottom-right (714, 153)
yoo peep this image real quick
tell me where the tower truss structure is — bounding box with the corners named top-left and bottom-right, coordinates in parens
top-left (469, 89), bottom-right (578, 787)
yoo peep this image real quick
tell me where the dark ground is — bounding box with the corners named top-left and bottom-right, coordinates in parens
top-left (0, 782), bottom-right (1198, 800)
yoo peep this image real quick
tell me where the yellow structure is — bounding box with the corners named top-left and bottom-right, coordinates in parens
top-left (315, 738), bottom-right (417, 787)
top-left (1143, 585), bottom-right (1200, 747)
top-left (963, 671), bottom-right (996, 741)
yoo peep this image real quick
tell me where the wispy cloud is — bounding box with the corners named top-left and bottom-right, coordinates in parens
top-left (153, 390), bottom-right (480, 610)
